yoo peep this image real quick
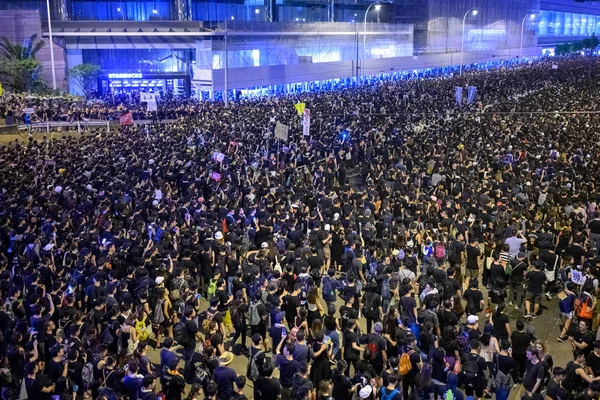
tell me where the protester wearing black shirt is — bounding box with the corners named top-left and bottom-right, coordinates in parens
top-left (525, 262), bottom-right (547, 319)
top-left (255, 364), bottom-right (281, 400)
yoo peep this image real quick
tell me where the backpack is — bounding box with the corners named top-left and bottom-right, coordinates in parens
top-left (463, 357), bottom-right (480, 384)
top-left (207, 279), bottom-right (218, 299)
top-left (465, 293), bottom-right (479, 315)
top-left (443, 389), bottom-right (456, 400)
top-left (248, 301), bottom-right (261, 326)
top-left (368, 261), bottom-right (378, 278)
top-left (456, 331), bottom-right (471, 353)
top-left (323, 277), bottom-right (336, 302)
top-left (447, 242), bottom-right (458, 263)
top-left (101, 326), bottom-right (114, 346)
top-left (435, 243), bottom-right (446, 260)
top-left (247, 350), bottom-right (263, 382)
top-left (82, 362), bottom-right (95, 389)
top-left (442, 280), bottom-right (455, 299)
top-left (203, 333), bottom-right (216, 350)
top-left (577, 294), bottom-right (594, 320)
top-left (399, 350), bottom-right (415, 375)
top-left (381, 277), bottom-right (391, 300)
top-left (248, 280), bottom-right (261, 300)
top-left (559, 292), bottom-right (575, 313)
top-left (298, 275), bottom-right (311, 299)
top-left (173, 320), bottom-right (190, 346)
top-left (563, 361), bottom-right (585, 393)
top-left (194, 364), bottom-right (211, 387)
top-left (231, 305), bottom-right (242, 328)
top-left (135, 316), bottom-right (151, 341)
top-left (362, 294), bottom-right (378, 319)
top-left (381, 388), bottom-right (399, 400)
top-left (397, 248), bottom-right (406, 261)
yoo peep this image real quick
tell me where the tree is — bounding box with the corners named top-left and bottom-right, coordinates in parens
top-left (0, 34), bottom-right (45, 92)
top-left (582, 34), bottom-right (599, 54)
top-left (68, 63), bottom-right (101, 98)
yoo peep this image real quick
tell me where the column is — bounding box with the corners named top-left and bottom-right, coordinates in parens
top-left (66, 49), bottom-right (84, 95)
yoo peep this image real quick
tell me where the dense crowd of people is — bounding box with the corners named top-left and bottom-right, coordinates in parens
top-left (2, 57), bottom-right (600, 400)
top-left (0, 92), bottom-right (190, 125)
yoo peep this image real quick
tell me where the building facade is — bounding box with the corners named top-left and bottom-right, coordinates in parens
top-left (0, 0), bottom-right (595, 96)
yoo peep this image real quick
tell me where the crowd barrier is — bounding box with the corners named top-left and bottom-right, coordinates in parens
top-left (8, 119), bottom-right (173, 133)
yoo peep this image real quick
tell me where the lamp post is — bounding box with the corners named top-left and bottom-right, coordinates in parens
top-left (460, 9), bottom-right (478, 76)
top-left (45, 0), bottom-right (57, 90)
top-left (520, 13), bottom-right (536, 64)
top-left (363, 1), bottom-right (387, 80)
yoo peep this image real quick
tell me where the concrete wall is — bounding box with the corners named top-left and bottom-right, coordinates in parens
top-left (209, 46), bottom-right (541, 90)
top-left (0, 10), bottom-right (67, 91)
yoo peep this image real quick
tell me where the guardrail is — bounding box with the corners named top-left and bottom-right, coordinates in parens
top-left (10, 119), bottom-right (174, 133)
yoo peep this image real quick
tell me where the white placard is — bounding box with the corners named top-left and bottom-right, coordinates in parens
top-left (23, 108), bottom-right (34, 114)
top-left (275, 122), bottom-right (289, 141)
top-left (147, 101), bottom-right (157, 112)
top-left (552, 64), bottom-right (558, 70)
top-left (303, 109), bottom-right (311, 136)
top-left (140, 93), bottom-right (156, 103)
top-left (155, 190), bottom-right (163, 200)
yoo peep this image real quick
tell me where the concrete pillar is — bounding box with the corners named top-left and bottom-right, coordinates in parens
top-left (66, 49), bottom-right (84, 95)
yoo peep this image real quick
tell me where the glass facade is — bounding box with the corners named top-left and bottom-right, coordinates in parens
top-left (0, 0), bottom-right (378, 23)
top-left (82, 49), bottom-right (194, 73)
top-left (538, 10), bottom-right (600, 37)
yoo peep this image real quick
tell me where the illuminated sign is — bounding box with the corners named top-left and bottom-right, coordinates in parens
top-left (108, 73), bottom-right (142, 79)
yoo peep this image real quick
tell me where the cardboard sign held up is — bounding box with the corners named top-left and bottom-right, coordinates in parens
top-left (275, 122), bottom-right (289, 141)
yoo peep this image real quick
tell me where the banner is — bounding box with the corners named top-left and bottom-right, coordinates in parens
top-left (302, 109), bottom-right (311, 136)
top-left (119, 113), bottom-right (133, 126)
top-left (455, 87), bottom-right (463, 106)
top-left (210, 172), bottom-right (222, 182)
top-left (140, 93), bottom-right (156, 103)
top-left (212, 152), bottom-right (225, 162)
top-left (0, 83), bottom-right (3, 96)
top-left (294, 102), bottom-right (306, 115)
top-left (275, 122), bottom-right (289, 141)
top-left (147, 101), bottom-right (157, 112)
top-left (467, 86), bottom-right (477, 105)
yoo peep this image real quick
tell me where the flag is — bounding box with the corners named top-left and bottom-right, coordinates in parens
top-left (467, 86), bottom-right (477, 104)
top-left (119, 112), bottom-right (133, 126)
top-left (455, 87), bottom-right (463, 107)
top-left (294, 102), bottom-right (306, 115)
top-left (0, 83), bottom-right (4, 96)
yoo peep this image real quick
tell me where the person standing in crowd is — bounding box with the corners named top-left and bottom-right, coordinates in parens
top-left (5, 57), bottom-right (600, 400)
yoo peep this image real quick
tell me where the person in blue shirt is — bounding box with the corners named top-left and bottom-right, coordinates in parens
top-left (122, 362), bottom-right (143, 400)
top-left (212, 352), bottom-right (238, 400)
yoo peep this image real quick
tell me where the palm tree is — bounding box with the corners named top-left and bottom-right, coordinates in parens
top-left (0, 34), bottom-right (45, 92)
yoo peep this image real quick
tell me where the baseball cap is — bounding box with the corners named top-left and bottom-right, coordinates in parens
top-left (466, 315), bottom-right (479, 324)
top-left (214, 231), bottom-right (223, 240)
top-left (261, 242), bottom-right (268, 249)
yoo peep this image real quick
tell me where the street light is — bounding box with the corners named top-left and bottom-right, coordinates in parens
top-left (520, 13), bottom-right (536, 64)
top-left (363, 1), bottom-right (390, 79)
top-left (460, 9), bottom-right (478, 76)
top-left (45, 0), bottom-right (57, 90)
top-left (375, 4), bottom-right (381, 23)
